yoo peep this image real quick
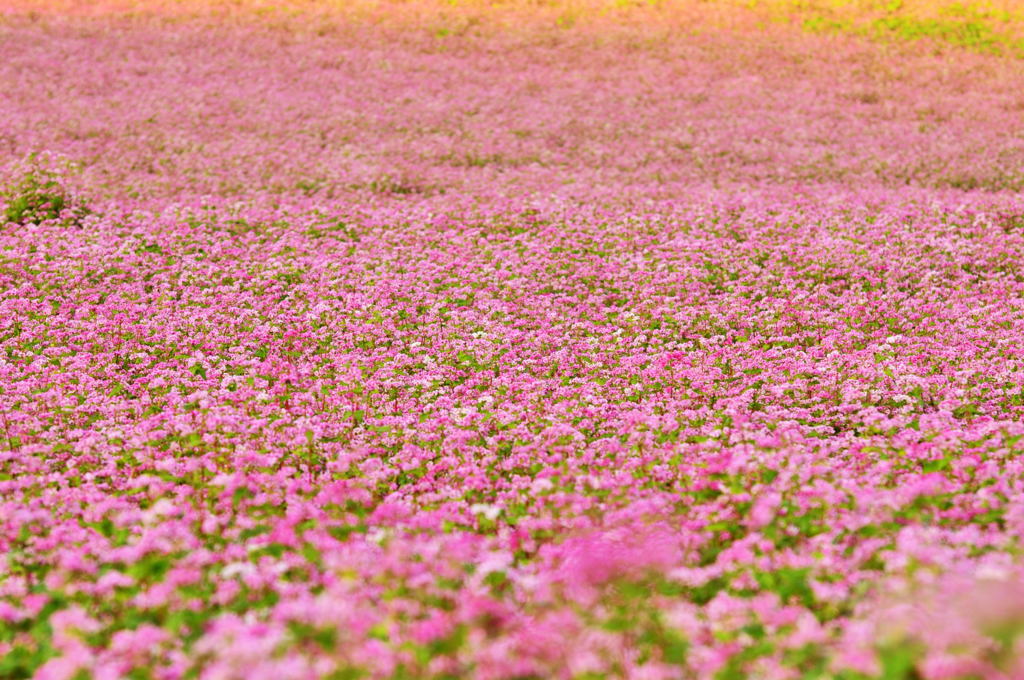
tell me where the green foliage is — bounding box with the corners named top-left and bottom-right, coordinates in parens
top-left (2, 162), bottom-right (88, 227)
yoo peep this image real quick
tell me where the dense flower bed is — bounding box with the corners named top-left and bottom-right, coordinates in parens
top-left (2, 4), bottom-right (1024, 679)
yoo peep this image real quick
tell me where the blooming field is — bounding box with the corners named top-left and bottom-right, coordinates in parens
top-left (3, 2), bottom-right (1024, 679)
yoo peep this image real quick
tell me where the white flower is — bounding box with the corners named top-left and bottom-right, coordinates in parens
top-left (470, 504), bottom-right (501, 520)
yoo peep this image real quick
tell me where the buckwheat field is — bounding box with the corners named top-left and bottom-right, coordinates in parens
top-left (2, 2), bottom-right (1024, 679)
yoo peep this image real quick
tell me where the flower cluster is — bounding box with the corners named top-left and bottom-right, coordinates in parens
top-left (1, 4), bottom-right (1024, 679)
